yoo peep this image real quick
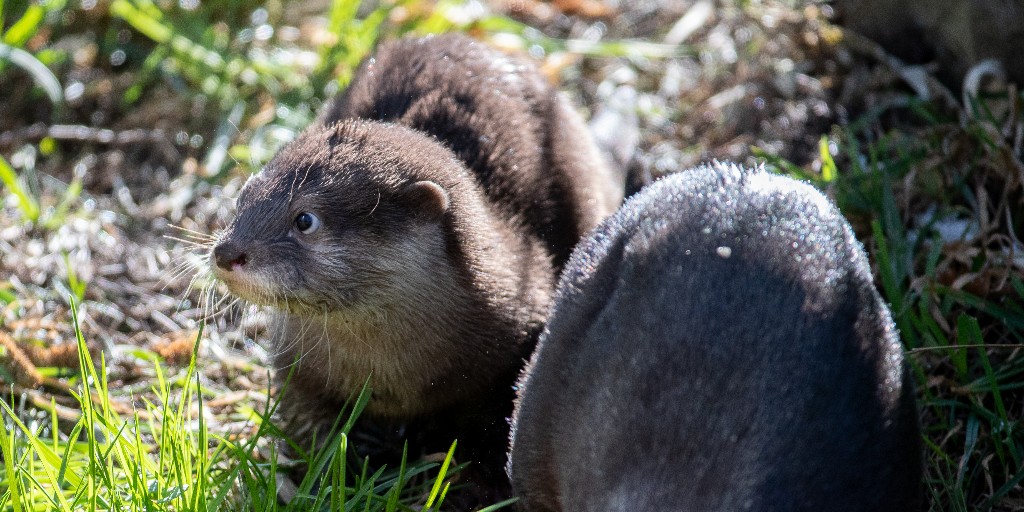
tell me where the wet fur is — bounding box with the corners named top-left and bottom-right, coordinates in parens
top-left (211, 33), bottom-right (622, 505)
top-left (509, 163), bottom-right (922, 511)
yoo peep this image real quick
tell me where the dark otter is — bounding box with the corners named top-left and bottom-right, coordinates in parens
top-left (209, 33), bottom-right (622, 504)
top-left (508, 163), bottom-right (922, 511)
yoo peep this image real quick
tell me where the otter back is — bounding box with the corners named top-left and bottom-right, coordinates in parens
top-left (322, 33), bottom-right (622, 266)
top-left (509, 163), bottom-right (922, 511)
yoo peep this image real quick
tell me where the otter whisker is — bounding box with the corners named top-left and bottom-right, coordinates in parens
top-left (211, 297), bottom-right (243, 324)
top-left (367, 190), bottom-right (381, 217)
top-left (273, 309), bottom-right (316, 372)
top-left (162, 256), bottom-right (208, 291)
top-left (292, 311), bottom-right (331, 372)
top-left (335, 309), bottom-right (373, 352)
top-left (297, 160), bottom-right (315, 192)
top-left (322, 305), bottom-right (333, 388)
top-left (173, 271), bottom-right (208, 308)
top-left (197, 281), bottom-right (240, 327)
top-left (270, 297), bottom-right (308, 360)
top-left (208, 288), bottom-right (238, 311)
top-left (163, 234), bottom-right (215, 249)
top-left (167, 224), bottom-right (218, 241)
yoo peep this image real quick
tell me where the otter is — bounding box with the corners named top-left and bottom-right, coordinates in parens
top-left (209, 33), bottom-right (622, 504)
top-left (508, 163), bottom-right (922, 511)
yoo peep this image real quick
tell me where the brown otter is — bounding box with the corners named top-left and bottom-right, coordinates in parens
top-left (508, 163), bottom-right (922, 511)
top-left (209, 33), bottom-right (622, 504)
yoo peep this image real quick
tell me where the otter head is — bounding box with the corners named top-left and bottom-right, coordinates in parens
top-left (210, 120), bottom-right (458, 314)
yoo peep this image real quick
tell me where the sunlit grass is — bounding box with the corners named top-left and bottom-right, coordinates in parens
top-left (2, 0), bottom-right (1022, 510)
top-left (0, 297), bottom-right (470, 511)
top-left (763, 91), bottom-right (1024, 511)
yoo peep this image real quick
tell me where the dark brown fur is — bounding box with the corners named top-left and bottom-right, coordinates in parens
top-left (509, 163), bottom-right (922, 511)
top-left (210, 33), bottom-right (622, 505)
top-left (321, 34), bottom-right (621, 266)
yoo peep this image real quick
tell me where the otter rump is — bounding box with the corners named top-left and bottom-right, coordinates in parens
top-left (508, 163), bottom-right (922, 511)
top-left (209, 33), bottom-right (622, 504)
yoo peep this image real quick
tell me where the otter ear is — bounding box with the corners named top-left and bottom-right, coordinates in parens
top-left (402, 180), bottom-right (450, 221)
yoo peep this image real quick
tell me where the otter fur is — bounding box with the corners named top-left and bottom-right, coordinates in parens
top-left (508, 163), bottom-right (922, 511)
top-left (210, 33), bottom-right (622, 504)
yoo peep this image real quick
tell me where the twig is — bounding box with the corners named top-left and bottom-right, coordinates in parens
top-left (0, 329), bottom-right (43, 388)
top-left (0, 122), bottom-right (179, 161)
top-left (0, 329), bottom-right (149, 419)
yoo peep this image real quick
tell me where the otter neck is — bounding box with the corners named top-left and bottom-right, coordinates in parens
top-left (271, 224), bottom-right (488, 418)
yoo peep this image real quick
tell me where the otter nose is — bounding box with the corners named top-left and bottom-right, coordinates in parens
top-left (213, 242), bottom-right (248, 271)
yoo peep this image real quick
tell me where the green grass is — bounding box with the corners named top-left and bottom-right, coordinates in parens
top-left (762, 89), bottom-right (1024, 511)
top-left (106, 0), bottom-right (400, 174)
top-left (0, 298), bottom-right (468, 512)
top-left (2, 0), bottom-right (1023, 510)
top-left (0, 0), bottom-right (65, 105)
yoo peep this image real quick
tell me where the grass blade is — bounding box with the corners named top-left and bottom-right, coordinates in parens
top-left (0, 41), bottom-right (62, 104)
top-left (0, 152), bottom-right (41, 222)
top-left (423, 440), bottom-right (456, 510)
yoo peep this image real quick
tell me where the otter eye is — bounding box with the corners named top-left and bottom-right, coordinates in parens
top-left (294, 212), bottom-right (321, 234)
